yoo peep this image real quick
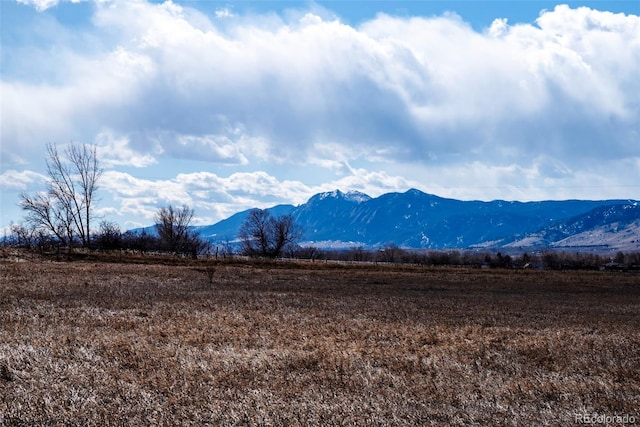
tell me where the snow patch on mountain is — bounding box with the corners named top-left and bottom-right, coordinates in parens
top-left (315, 189), bottom-right (371, 203)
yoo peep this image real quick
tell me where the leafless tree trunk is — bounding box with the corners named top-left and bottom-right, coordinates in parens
top-left (19, 142), bottom-right (102, 248)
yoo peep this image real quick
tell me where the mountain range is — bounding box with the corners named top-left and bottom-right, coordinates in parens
top-left (196, 189), bottom-right (640, 252)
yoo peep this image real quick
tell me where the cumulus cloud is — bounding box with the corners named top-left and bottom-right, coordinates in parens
top-left (5, 2), bottom-right (638, 167)
top-left (0, 170), bottom-right (47, 191)
top-left (215, 7), bottom-right (234, 19)
top-left (95, 132), bottom-right (157, 168)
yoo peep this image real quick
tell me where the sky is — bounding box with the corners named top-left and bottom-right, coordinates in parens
top-left (1, 0), bottom-right (639, 232)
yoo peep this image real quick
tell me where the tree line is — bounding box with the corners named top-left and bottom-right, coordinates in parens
top-left (8, 142), bottom-right (301, 258)
top-left (288, 245), bottom-right (640, 270)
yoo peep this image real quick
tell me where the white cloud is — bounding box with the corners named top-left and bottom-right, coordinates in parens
top-left (0, 170), bottom-right (47, 191)
top-left (1, 44), bottom-right (156, 164)
top-left (5, 2), bottom-right (638, 169)
top-left (488, 18), bottom-right (509, 37)
top-left (16, 0), bottom-right (61, 12)
top-left (103, 171), bottom-right (190, 204)
top-left (215, 7), bottom-right (233, 19)
top-left (96, 132), bottom-right (157, 168)
top-left (158, 133), bottom-right (249, 165)
top-left (138, 4), bottom-right (626, 160)
top-left (16, 0), bottom-right (93, 11)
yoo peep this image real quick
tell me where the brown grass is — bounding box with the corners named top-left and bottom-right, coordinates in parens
top-left (1, 257), bottom-right (639, 425)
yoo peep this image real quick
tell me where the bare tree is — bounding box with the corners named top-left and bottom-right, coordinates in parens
top-left (94, 220), bottom-right (122, 251)
top-left (10, 223), bottom-right (37, 249)
top-left (155, 205), bottom-right (207, 257)
top-left (377, 244), bottom-right (406, 263)
top-left (19, 142), bottom-right (102, 247)
top-left (238, 209), bottom-right (302, 258)
top-left (239, 209), bottom-right (270, 257)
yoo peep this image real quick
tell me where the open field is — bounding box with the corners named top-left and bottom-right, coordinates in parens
top-left (1, 256), bottom-right (639, 426)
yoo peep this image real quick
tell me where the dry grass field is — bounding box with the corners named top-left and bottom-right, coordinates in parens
top-left (1, 255), bottom-right (639, 426)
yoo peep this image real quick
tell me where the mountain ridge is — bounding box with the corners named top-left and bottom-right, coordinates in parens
top-left (196, 189), bottom-right (639, 252)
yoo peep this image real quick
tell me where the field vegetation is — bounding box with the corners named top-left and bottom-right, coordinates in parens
top-left (1, 251), bottom-right (638, 425)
